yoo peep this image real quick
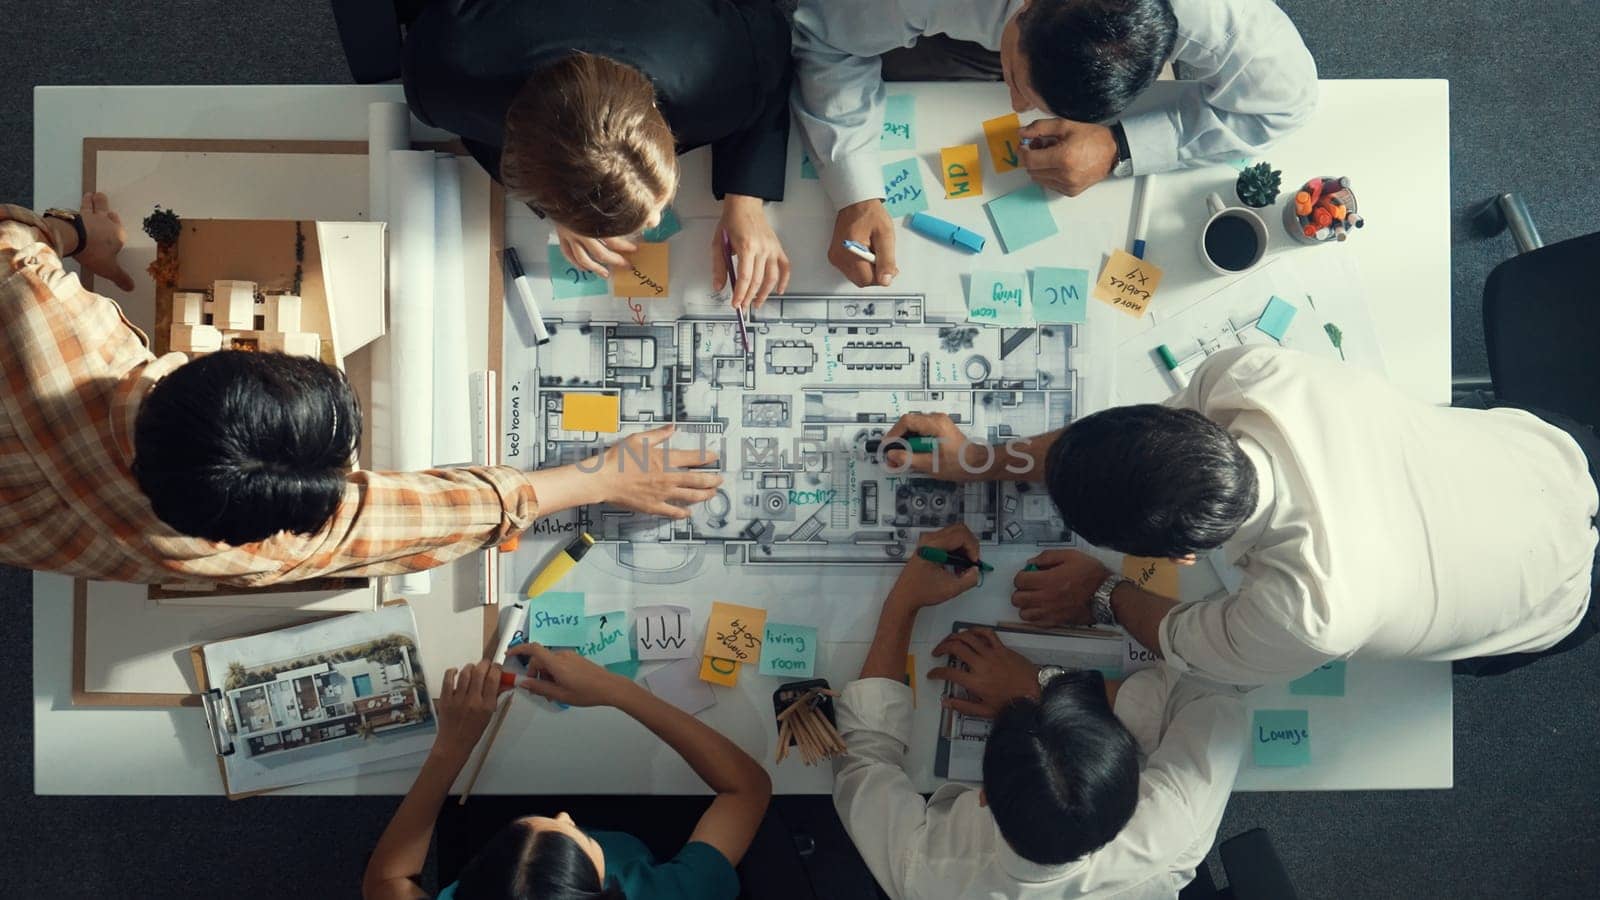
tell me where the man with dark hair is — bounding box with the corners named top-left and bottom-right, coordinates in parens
top-left (883, 346), bottom-right (1600, 684)
top-left (834, 523), bottom-right (1245, 897)
top-left (794, 0), bottom-right (1317, 287)
top-left (0, 198), bottom-right (721, 586)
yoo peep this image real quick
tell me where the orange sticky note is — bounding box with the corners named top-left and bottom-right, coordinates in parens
top-left (614, 242), bottom-right (669, 298)
top-left (560, 393), bottom-right (620, 433)
top-left (704, 601), bottom-right (768, 665)
top-left (1092, 248), bottom-right (1164, 318)
top-left (699, 654), bottom-right (739, 686)
top-left (940, 144), bottom-right (983, 199)
top-left (1122, 555), bottom-right (1181, 600)
top-left (982, 113), bottom-right (1023, 174)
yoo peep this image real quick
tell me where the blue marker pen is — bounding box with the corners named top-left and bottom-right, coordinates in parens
top-left (841, 239), bottom-right (877, 263)
top-left (907, 212), bottom-right (986, 253)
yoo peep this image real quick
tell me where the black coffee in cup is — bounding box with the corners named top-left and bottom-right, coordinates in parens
top-left (1204, 214), bottom-right (1263, 272)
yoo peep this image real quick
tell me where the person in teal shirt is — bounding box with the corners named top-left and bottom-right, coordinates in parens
top-left (362, 648), bottom-right (771, 900)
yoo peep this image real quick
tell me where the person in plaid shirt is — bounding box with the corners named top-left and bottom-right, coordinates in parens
top-left (0, 195), bottom-right (721, 587)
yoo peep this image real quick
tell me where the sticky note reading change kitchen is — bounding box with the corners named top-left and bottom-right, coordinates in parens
top-left (882, 159), bottom-right (930, 218)
top-left (704, 602), bottom-right (767, 665)
top-left (526, 592), bottom-right (588, 645)
top-left (560, 393), bottom-right (620, 433)
top-left (1093, 248), bottom-right (1164, 318)
top-left (548, 243), bottom-right (608, 300)
top-left (613, 242), bottom-right (669, 298)
top-left (758, 624), bottom-right (817, 677)
top-left (1253, 709), bottom-right (1311, 767)
top-left (967, 270), bottom-right (1030, 325)
top-left (940, 144), bottom-right (983, 199)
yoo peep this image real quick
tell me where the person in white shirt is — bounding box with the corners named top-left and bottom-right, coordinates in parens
top-left (881, 346), bottom-right (1600, 684)
top-left (792, 0), bottom-right (1318, 287)
top-left (835, 523), bottom-right (1246, 899)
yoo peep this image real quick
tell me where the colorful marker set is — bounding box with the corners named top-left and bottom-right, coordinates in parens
top-left (1285, 175), bottom-right (1364, 244)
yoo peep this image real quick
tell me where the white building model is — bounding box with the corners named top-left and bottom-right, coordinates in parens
top-left (169, 280), bottom-right (323, 358)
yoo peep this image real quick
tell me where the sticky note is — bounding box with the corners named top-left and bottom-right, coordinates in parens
top-left (985, 184), bottom-right (1058, 253)
top-left (525, 592), bottom-right (588, 645)
top-left (1121, 637), bottom-right (1160, 674)
top-left (560, 393), bottom-right (620, 434)
top-left (638, 206), bottom-right (682, 243)
top-left (939, 144), bottom-right (983, 199)
top-left (1031, 267), bottom-right (1089, 324)
top-left (614, 242), bottom-right (669, 298)
top-left (547, 243), bottom-right (608, 299)
top-left (1122, 555), bottom-right (1180, 600)
top-left (575, 611), bottom-right (632, 667)
top-left (881, 94), bottom-right (916, 150)
top-left (1256, 296), bottom-right (1298, 341)
top-left (646, 657), bottom-right (717, 715)
top-left (967, 271), bottom-right (1030, 325)
top-left (699, 654), bottom-right (739, 687)
top-left (882, 158), bottom-right (930, 219)
top-left (606, 655), bottom-right (642, 680)
top-left (982, 112), bottom-right (1023, 173)
top-left (634, 604), bottom-right (694, 661)
top-left (1092, 248), bottom-right (1164, 318)
top-left (1227, 157), bottom-right (1253, 172)
top-left (800, 151), bottom-right (819, 180)
top-left (1289, 661), bottom-right (1347, 697)
top-left (704, 602), bottom-right (768, 665)
top-left (1252, 709), bottom-right (1311, 767)
top-left (758, 623), bottom-right (817, 677)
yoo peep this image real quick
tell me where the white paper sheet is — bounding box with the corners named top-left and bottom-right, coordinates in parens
top-left (432, 154), bottom-right (473, 466)
top-left (643, 656), bottom-right (716, 716)
top-left (633, 604), bottom-right (695, 661)
top-left (386, 149), bottom-right (438, 595)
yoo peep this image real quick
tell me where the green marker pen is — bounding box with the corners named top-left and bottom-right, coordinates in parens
top-left (906, 436), bottom-right (938, 454)
top-left (917, 546), bottom-right (995, 573)
top-left (1156, 344), bottom-right (1191, 389)
top-left (1023, 563), bottom-right (1040, 572)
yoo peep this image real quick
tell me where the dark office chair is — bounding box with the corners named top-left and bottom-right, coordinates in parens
top-left (330, 0), bottom-right (426, 83)
top-left (1179, 829), bottom-right (1301, 900)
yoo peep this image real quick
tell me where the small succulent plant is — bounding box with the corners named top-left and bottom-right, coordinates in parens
top-left (1235, 162), bottom-right (1282, 208)
top-left (142, 206), bottom-right (182, 246)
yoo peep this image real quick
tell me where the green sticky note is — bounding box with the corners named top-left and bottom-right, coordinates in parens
top-left (880, 94), bottom-right (916, 150)
top-left (967, 270), bottom-right (1031, 325)
top-left (1031, 267), bottom-right (1089, 323)
top-left (547, 243), bottom-right (608, 299)
top-left (800, 151), bottom-right (819, 180)
top-left (526, 592), bottom-right (589, 645)
top-left (606, 651), bottom-right (642, 681)
top-left (1289, 661), bottom-right (1346, 697)
top-left (1257, 295), bottom-right (1298, 341)
top-left (758, 624), bottom-right (817, 677)
top-left (575, 611), bottom-right (632, 666)
top-left (1252, 709), bottom-right (1311, 767)
top-left (985, 183), bottom-right (1059, 253)
top-left (638, 206), bottom-right (681, 243)
top-left (882, 159), bottom-right (930, 218)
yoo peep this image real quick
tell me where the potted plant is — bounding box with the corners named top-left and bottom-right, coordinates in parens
top-left (1234, 162), bottom-right (1282, 209)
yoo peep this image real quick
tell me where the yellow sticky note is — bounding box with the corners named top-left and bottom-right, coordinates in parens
top-left (704, 601), bottom-right (768, 665)
top-left (614, 242), bottom-right (669, 298)
top-left (1122, 555), bottom-right (1181, 600)
top-left (1092, 248), bottom-right (1165, 318)
top-left (560, 393), bottom-right (620, 433)
top-left (699, 654), bottom-right (739, 687)
top-left (982, 113), bottom-right (1023, 174)
top-left (940, 144), bottom-right (983, 199)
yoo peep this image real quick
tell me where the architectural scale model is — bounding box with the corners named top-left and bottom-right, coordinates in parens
top-left (168, 280), bottom-right (323, 358)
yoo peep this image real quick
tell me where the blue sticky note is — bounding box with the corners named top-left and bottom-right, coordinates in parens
top-left (575, 611), bottom-right (632, 667)
top-left (1257, 296), bottom-right (1298, 341)
top-left (758, 623), bottom-right (817, 677)
top-left (985, 184), bottom-right (1059, 253)
top-left (526, 592), bottom-right (589, 645)
top-left (967, 270), bottom-right (1031, 325)
top-left (638, 206), bottom-right (681, 243)
top-left (1252, 709), bottom-right (1311, 767)
top-left (800, 151), bottom-right (819, 180)
top-left (547, 243), bottom-right (608, 299)
top-left (1289, 661), bottom-right (1346, 697)
top-left (882, 159), bottom-right (931, 219)
top-left (880, 95), bottom-right (916, 150)
top-left (1031, 267), bottom-right (1089, 323)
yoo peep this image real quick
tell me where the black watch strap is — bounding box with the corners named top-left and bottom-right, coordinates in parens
top-left (1110, 122), bottom-right (1132, 165)
top-left (42, 208), bottom-right (87, 258)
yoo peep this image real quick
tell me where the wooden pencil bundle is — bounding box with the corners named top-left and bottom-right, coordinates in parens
top-left (774, 688), bottom-right (844, 766)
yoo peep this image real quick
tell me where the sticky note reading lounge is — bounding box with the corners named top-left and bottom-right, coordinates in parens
top-left (982, 112), bottom-right (1023, 174)
top-left (704, 601), bottom-right (768, 665)
top-left (525, 592), bottom-right (588, 645)
top-left (881, 94), bottom-right (916, 150)
top-left (758, 623), bottom-right (818, 677)
top-left (985, 184), bottom-right (1059, 253)
top-left (560, 393), bottom-right (620, 434)
top-left (1031, 267), bottom-right (1089, 324)
top-left (1093, 248), bottom-right (1164, 318)
top-left (1252, 709), bottom-right (1311, 767)
top-left (1122, 555), bottom-right (1180, 600)
top-left (548, 243), bottom-right (608, 300)
top-left (940, 144), bottom-right (983, 199)
top-left (614, 242), bottom-right (669, 298)
top-left (881, 159), bottom-right (931, 219)
top-left (967, 270), bottom-right (1031, 325)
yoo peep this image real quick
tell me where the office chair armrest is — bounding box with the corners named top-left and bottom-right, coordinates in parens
top-left (332, 0), bottom-right (405, 84)
top-left (1219, 828), bottom-right (1300, 900)
top-left (1472, 192), bottom-right (1544, 254)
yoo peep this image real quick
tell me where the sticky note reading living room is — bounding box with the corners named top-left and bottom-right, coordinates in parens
top-left (758, 623), bottom-right (817, 677)
top-left (967, 270), bottom-right (1030, 325)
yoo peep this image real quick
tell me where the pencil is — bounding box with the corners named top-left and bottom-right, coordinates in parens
top-left (457, 696), bottom-right (513, 805)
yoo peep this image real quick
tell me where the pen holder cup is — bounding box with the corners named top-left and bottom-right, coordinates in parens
top-left (773, 679), bottom-right (836, 747)
top-left (1285, 176), bottom-right (1359, 244)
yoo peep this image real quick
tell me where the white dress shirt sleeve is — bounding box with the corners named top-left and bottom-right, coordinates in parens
top-left (831, 677), bottom-right (933, 900)
top-left (1159, 572), bottom-right (1342, 686)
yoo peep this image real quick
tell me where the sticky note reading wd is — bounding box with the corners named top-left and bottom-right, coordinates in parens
top-left (940, 144), bottom-right (983, 199)
top-left (758, 623), bottom-right (817, 677)
top-left (1122, 555), bottom-right (1180, 600)
top-left (634, 604), bottom-right (694, 661)
top-left (1256, 295), bottom-right (1299, 341)
top-left (881, 94), bottom-right (916, 150)
top-left (1289, 661), bottom-right (1347, 697)
top-left (548, 243), bottom-right (608, 300)
top-left (1093, 248), bottom-right (1164, 318)
top-left (704, 602), bottom-right (768, 665)
top-left (526, 592), bottom-right (588, 645)
top-left (982, 112), bottom-right (1023, 173)
top-left (967, 271), bottom-right (1031, 325)
top-left (985, 184), bottom-right (1059, 253)
top-left (1252, 709), bottom-right (1311, 767)
top-left (560, 393), bottom-right (620, 433)
top-left (699, 654), bottom-right (739, 687)
top-left (614, 242), bottom-right (669, 298)
top-left (1031, 267), bottom-right (1089, 323)
top-left (882, 159), bottom-right (931, 219)
top-left (638, 206), bottom-right (681, 243)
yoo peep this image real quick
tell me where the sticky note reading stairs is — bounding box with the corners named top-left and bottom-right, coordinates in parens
top-left (881, 94), bottom-right (916, 150)
top-left (1093, 248), bottom-right (1164, 318)
top-left (882, 159), bottom-right (930, 218)
top-left (704, 602), bottom-right (768, 665)
top-left (982, 112), bottom-right (1023, 173)
top-left (576, 611), bottom-right (632, 667)
top-left (1031, 267), bottom-right (1089, 323)
top-left (646, 657), bottom-right (716, 714)
top-left (800, 151), bottom-right (819, 180)
top-left (548, 243), bottom-right (608, 299)
top-left (638, 206), bottom-right (682, 243)
top-left (985, 184), bottom-right (1058, 253)
top-left (560, 393), bottom-right (620, 433)
top-left (967, 271), bottom-right (1030, 325)
top-left (526, 592), bottom-right (588, 645)
top-left (634, 604), bottom-right (695, 661)
top-left (759, 624), bottom-right (817, 677)
top-left (699, 655), bottom-right (739, 687)
top-left (1256, 295), bottom-right (1299, 341)
top-left (940, 144), bottom-right (983, 199)
top-left (614, 242), bottom-right (669, 298)
top-left (1253, 709), bottom-right (1311, 767)
top-left (1289, 661), bottom-right (1347, 697)
top-left (1122, 555), bottom-right (1180, 600)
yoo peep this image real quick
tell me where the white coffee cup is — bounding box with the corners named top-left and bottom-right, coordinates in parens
top-left (1199, 192), bottom-right (1269, 275)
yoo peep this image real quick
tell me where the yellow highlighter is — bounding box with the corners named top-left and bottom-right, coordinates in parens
top-left (525, 533), bottom-right (596, 599)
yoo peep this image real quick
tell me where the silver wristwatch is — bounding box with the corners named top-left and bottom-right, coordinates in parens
top-left (1091, 573), bottom-right (1129, 626)
top-left (1037, 664), bottom-right (1067, 689)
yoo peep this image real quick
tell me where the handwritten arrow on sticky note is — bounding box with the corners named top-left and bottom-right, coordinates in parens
top-left (1002, 140), bottom-right (1019, 169)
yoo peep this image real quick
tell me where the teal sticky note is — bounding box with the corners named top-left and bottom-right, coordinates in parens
top-left (985, 183), bottom-right (1058, 253)
top-left (1257, 296), bottom-right (1298, 341)
top-left (758, 623), bottom-right (817, 677)
top-left (1252, 709), bottom-right (1311, 767)
top-left (1031, 267), bottom-right (1089, 323)
top-left (547, 243), bottom-right (608, 299)
top-left (638, 206), bottom-right (681, 243)
top-left (526, 592), bottom-right (589, 645)
top-left (576, 611), bottom-right (632, 666)
top-left (606, 652), bottom-right (642, 681)
top-left (882, 159), bottom-right (930, 218)
top-left (880, 94), bottom-right (916, 150)
top-left (1289, 661), bottom-right (1346, 697)
top-left (800, 151), bottom-right (819, 180)
top-left (967, 270), bottom-right (1031, 325)
top-left (1227, 157), bottom-right (1253, 172)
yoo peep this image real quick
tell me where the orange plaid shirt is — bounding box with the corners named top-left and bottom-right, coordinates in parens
top-left (0, 205), bottom-right (538, 586)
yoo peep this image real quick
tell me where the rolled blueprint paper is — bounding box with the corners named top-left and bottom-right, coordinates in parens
top-left (387, 149), bottom-right (438, 596)
top-left (431, 154), bottom-right (473, 466)
top-left (365, 102), bottom-right (410, 471)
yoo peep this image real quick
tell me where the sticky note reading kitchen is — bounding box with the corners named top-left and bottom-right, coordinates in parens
top-left (704, 602), bottom-right (768, 665)
top-left (614, 242), bottom-right (669, 298)
top-left (940, 144), bottom-right (983, 199)
top-left (881, 94), bottom-right (916, 150)
top-left (1093, 248), bottom-right (1164, 318)
top-left (575, 611), bottom-right (632, 667)
top-left (982, 112), bottom-right (1023, 173)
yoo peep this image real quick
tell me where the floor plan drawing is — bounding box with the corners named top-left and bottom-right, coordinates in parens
top-left (531, 294), bottom-right (1080, 566)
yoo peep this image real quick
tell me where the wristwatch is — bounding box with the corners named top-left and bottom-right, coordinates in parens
top-left (1109, 122), bottom-right (1134, 178)
top-left (1091, 573), bottom-right (1129, 626)
top-left (42, 208), bottom-right (86, 258)
top-left (1037, 664), bottom-right (1067, 690)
